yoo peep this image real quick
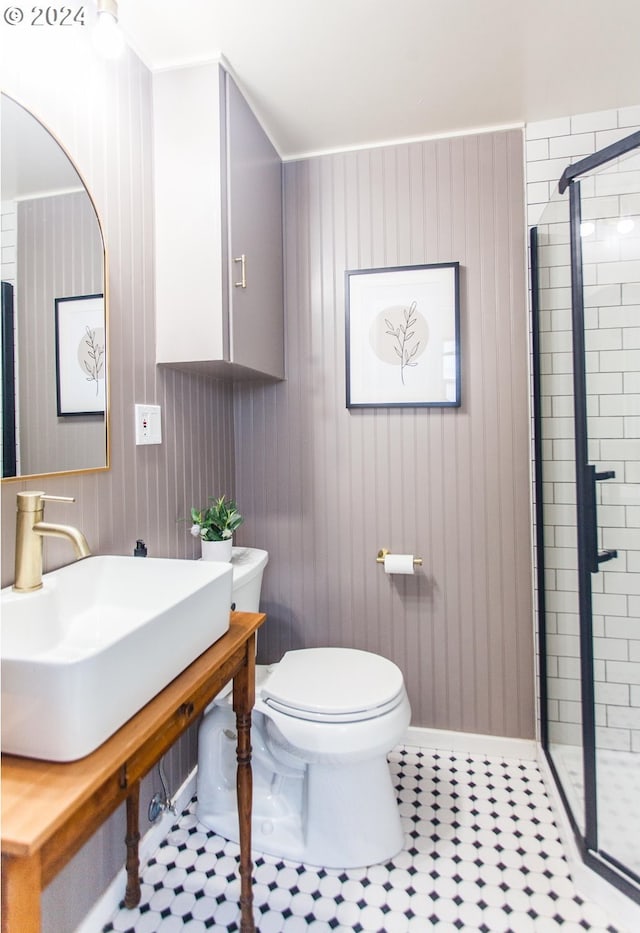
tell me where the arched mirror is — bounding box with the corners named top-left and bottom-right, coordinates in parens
top-left (1, 92), bottom-right (108, 480)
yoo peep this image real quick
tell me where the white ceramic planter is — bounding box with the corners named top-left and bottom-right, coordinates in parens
top-left (201, 538), bottom-right (233, 562)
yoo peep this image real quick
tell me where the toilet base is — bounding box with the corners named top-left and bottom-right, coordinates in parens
top-left (196, 704), bottom-right (405, 868)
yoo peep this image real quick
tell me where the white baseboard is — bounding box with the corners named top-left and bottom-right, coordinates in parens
top-left (74, 767), bottom-right (198, 933)
top-left (537, 748), bottom-right (640, 933)
top-left (403, 725), bottom-right (538, 760)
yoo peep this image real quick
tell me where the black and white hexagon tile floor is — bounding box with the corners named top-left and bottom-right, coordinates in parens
top-left (104, 745), bottom-right (625, 933)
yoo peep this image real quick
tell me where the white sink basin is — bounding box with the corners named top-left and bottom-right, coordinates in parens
top-left (1, 556), bottom-right (233, 761)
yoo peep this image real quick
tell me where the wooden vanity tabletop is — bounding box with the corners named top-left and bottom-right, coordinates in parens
top-left (1, 610), bottom-right (265, 933)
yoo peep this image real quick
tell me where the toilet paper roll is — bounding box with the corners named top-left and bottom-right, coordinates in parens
top-left (384, 554), bottom-right (415, 575)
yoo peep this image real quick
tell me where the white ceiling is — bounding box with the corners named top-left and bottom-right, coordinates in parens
top-left (119, 0), bottom-right (640, 161)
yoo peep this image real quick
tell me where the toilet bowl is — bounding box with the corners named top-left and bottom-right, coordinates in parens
top-left (196, 547), bottom-right (411, 868)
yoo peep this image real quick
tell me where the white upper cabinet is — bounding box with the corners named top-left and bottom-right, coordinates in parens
top-left (153, 62), bottom-right (284, 380)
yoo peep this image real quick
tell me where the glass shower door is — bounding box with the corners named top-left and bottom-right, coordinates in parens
top-left (535, 129), bottom-right (640, 902)
top-left (580, 149), bottom-right (640, 880)
top-left (533, 189), bottom-right (586, 835)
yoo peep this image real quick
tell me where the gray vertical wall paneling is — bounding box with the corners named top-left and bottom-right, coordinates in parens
top-left (17, 192), bottom-right (103, 474)
top-left (343, 153), bottom-right (367, 656)
top-left (480, 134), bottom-right (504, 731)
top-left (496, 132), bottom-right (520, 731)
top-left (513, 153), bottom-right (537, 737)
top-left (455, 138), bottom-right (478, 733)
top-left (461, 134), bottom-right (487, 731)
top-left (235, 129), bottom-right (534, 740)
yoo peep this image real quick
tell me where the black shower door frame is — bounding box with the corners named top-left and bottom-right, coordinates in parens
top-left (532, 129), bottom-right (640, 904)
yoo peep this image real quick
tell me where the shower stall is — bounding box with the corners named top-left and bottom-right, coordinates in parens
top-left (532, 129), bottom-right (640, 902)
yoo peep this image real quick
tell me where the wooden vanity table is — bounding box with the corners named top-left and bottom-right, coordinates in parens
top-left (1, 611), bottom-right (265, 933)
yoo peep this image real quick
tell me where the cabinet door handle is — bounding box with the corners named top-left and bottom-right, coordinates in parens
top-left (234, 254), bottom-right (247, 289)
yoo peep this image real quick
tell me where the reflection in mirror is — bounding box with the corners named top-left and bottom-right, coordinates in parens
top-left (0, 93), bottom-right (107, 479)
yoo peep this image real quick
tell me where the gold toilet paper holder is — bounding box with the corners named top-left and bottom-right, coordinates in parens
top-left (376, 548), bottom-right (423, 567)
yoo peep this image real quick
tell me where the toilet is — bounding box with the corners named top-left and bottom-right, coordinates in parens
top-left (197, 547), bottom-right (412, 868)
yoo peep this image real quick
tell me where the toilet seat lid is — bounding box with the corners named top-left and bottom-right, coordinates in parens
top-left (260, 647), bottom-right (406, 721)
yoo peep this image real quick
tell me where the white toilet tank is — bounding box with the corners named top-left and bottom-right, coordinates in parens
top-left (230, 547), bottom-right (268, 611)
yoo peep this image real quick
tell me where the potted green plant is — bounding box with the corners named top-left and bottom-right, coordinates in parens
top-left (189, 495), bottom-right (244, 561)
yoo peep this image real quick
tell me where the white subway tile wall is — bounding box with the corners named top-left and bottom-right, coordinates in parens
top-left (527, 106), bottom-right (640, 758)
top-left (1, 201), bottom-right (17, 282)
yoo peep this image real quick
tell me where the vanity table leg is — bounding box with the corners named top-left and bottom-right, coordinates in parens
top-left (233, 636), bottom-right (256, 933)
top-left (124, 782), bottom-right (141, 908)
top-left (1, 852), bottom-right (41, 933)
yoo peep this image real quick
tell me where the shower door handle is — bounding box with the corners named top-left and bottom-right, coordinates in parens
top-left (597, 549), bottom-right (618, 564)
top-left (586, 465), bottom-right (618, 573)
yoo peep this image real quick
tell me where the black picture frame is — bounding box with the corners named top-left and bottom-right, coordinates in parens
top-left (54, 293), bottom-right (106, 417)
top-left (345, 261), bottom-right (460, 408)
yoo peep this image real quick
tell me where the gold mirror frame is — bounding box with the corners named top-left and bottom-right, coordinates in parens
top-left (1, 92), bottom-right (110, 482)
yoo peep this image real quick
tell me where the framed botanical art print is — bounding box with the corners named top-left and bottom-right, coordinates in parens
top-left (55, 293), bottom-right (106, 416)
top-left (345, 262), bottom-right (460, 408)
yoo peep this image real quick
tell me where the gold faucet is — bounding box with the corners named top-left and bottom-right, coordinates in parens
top-left (13, 491), bottom-right (92, 592)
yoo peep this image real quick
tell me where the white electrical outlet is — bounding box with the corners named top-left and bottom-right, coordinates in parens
top-left (135, 404), bottom-right (162, 445)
